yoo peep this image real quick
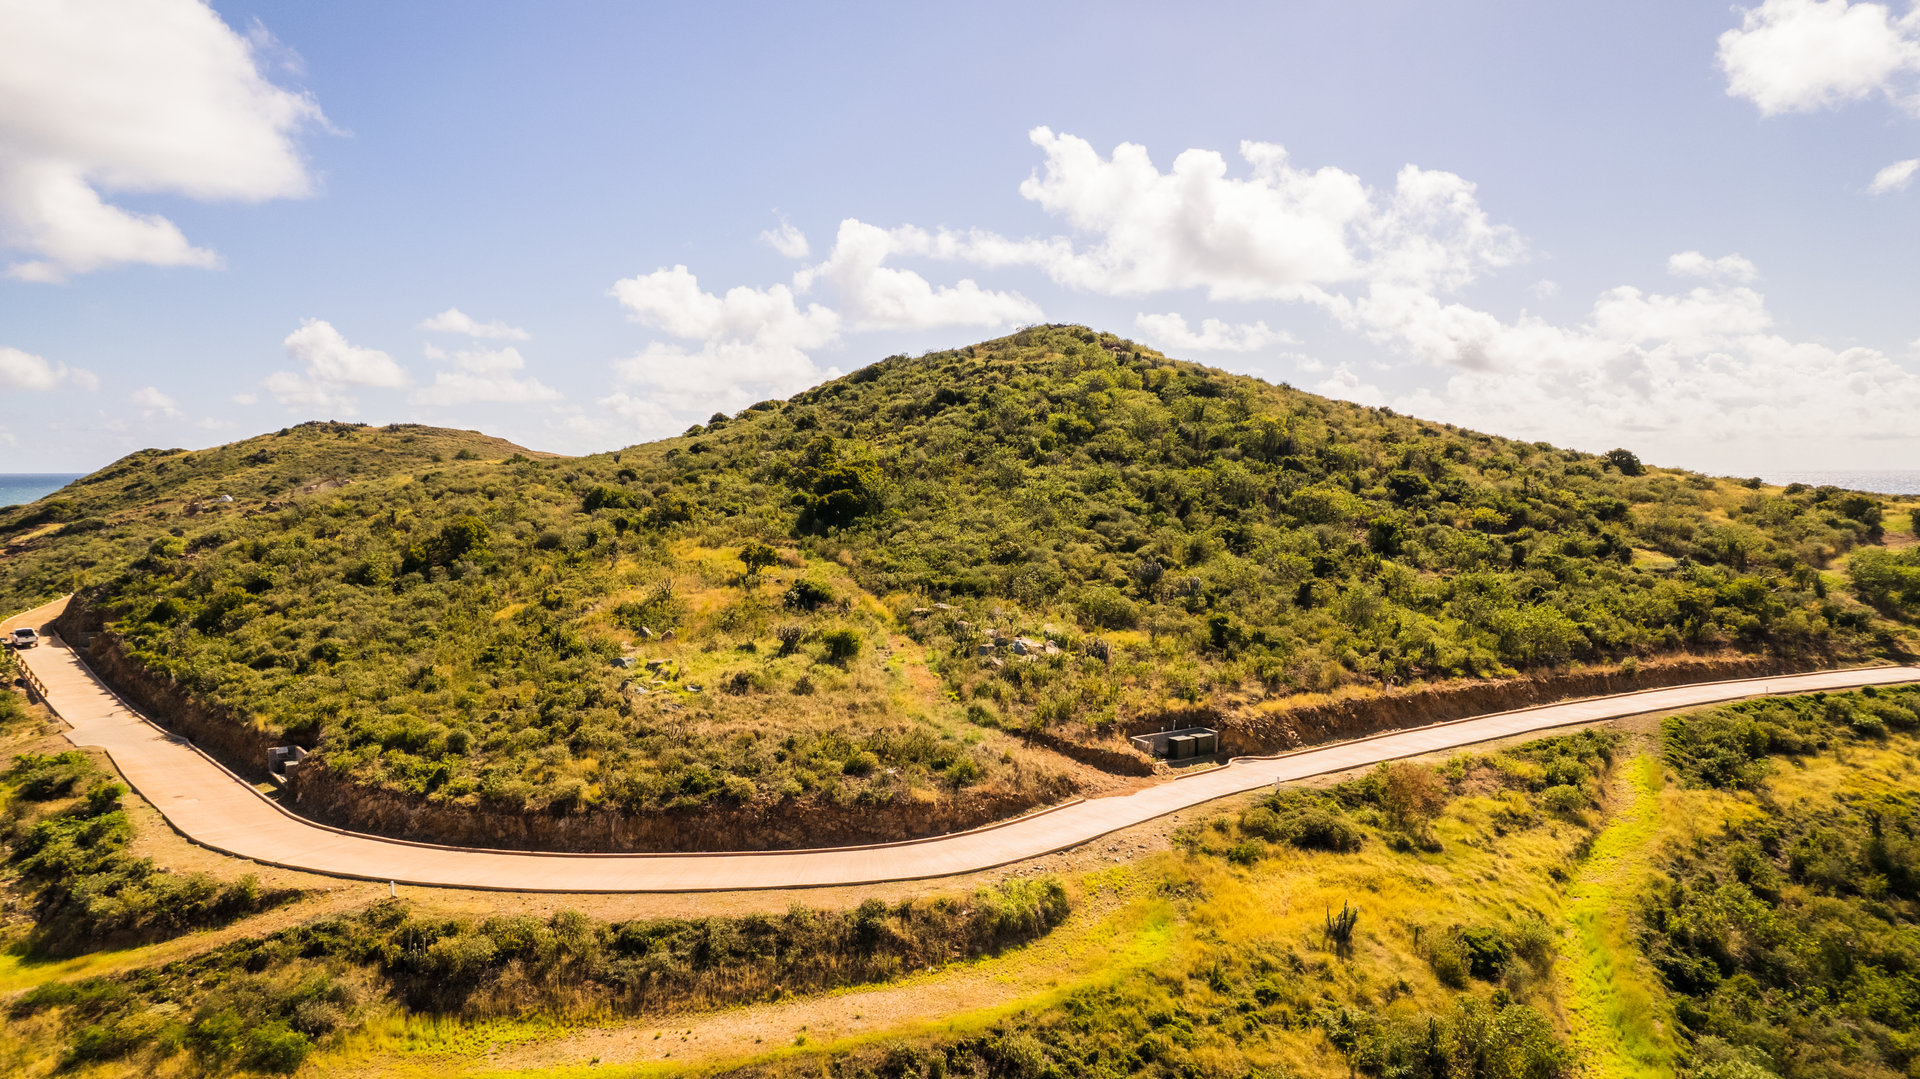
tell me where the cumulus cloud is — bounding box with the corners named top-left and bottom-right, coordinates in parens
top-left (1132, 312), bottom-right (1291, 352)
top-left (411, 344), bottom-right (561, 406)
top-left (939, 128), bottom-right (1520, 304)
top-left (760, 219), bottom-right (810, 258)
top-left (263, 319), bottom-right (407, 413)
top-left (601, 225), bottom-right (1040, 437)
top-left (0, 346), bottom-right (97, 391)
top-left (795, 219), bottom-right (1042, 331)
top-left (1366, 265), bottom-right (1920, 470)
top-left (607, 265), bottom-right (842, 422)
top-left (1667, 251), bottom-right (1760, 282)
top-left (0, 0), bottom-right (324, 281)
top-left (132, 385), bottom-right (181, 418)
top-left (1313, 364), bottom-right (1388, 407)
top-left (1870, 157), bottom-right (1920, 192)
top-left (951, 130), bottom-right (1919, 468)
top-left (417, 307), bottom-right (530, 340)
top-left (1718, 0), bottom-right (1920, 115)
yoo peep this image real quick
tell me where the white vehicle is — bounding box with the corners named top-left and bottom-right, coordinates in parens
top-left (9, 627), bottom-right (40, 649)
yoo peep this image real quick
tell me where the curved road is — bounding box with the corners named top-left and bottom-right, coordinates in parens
top-left (8, 598), bottom-right (1918, 892)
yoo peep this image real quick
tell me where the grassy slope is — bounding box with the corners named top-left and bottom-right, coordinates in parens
top-left (0, 325), bottom-right (1916, 837)
top-left (0, 697), bottom-right (1632, 1078)
top-left (11, 681), bottom-right (1920, 1078)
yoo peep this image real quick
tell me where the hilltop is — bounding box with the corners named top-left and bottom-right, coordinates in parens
top-left (2, 324), bottom-right (1916, 850)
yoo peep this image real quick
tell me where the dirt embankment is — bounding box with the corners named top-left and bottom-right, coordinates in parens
top-left (52, 600), bottom-right (282, 777)
top-left (286, 766), bottom-right (1074, 853)
top-left (54, 594), bottom-right (1083, 853)
top-left (1124, 654), bottom-right (1830, 756)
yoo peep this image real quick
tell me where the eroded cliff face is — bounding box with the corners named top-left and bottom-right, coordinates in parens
top-left (1124, 654), bottom-right (1824, 756)
top-left (57, 593), bottom-right (1833, 853)
top-left (53, 599), bottom-right (282, 776)
top-left (285, 764), bottom-right (1072, 853)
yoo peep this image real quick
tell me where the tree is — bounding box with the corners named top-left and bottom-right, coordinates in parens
top-left (1601, 448), bottom-right (1644, 476)
top-left (1381, 762), bottom-right (1448, 839)
top-left (738, 541), bottom-right (778, 582)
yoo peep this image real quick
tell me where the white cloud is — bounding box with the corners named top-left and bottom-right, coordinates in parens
top-left (263, 319), bottom-right (407, 413)
top-left (1667, 251), bottom-right (1760, 282)
top-left (1132, 312), bottom-right (1292, 352)
top-left (1870, 157), bottom-right (1920, 192)
top-left (1364, 264), bottom-right (1920, 470)
top-left (1530, 280), bottom-right (1560, 299)
top-left (417, 307), bottom-right (530, 340)
top-left (0, 0), bottom-right (324, 281)
top-left (603, 225), bottom-right (1039, 435)
top-left (0, 346), bottom-right (96, 391)
top-left (232, 393), bottom-right (258, 405)
top-left (411, 344), bottom-right (561, 405)
top-left (1718, 0), bottom-right (1920, 115)
top-left (760, 219), bottom-right (810, 258)
top-left (939, 128), bottom-right (1520, 303)
top-left (607, 264), bottom-right (843, 420)
top-left (795, 219), bottom-right (1042, 331)
top-left (1314, 364), bottom-right (1388, 407)
top-left (132, 385), bottom-right (182, 418)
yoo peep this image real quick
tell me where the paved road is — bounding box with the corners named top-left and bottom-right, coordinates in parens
top-left (9, 599), bottom-right (1919, 892)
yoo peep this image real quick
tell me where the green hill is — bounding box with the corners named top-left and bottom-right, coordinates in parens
top-left (2, 324), bottom-right (1916, 847)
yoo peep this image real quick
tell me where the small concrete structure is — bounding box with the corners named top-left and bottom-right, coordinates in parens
top-left (1130, 727), bottom-right (1220, 760)
top-left (266, 745), bottom-right (308, 787)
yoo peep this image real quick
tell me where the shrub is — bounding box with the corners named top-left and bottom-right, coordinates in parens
top-left (1542, 784), bottom-right (1586, 814)
top-left (1428, 934), bottom-right (1469, 988)
top-left (784, 579), bottom-right (835, 611)
top-left (1075, 585), bottom-right (1138, 629)
top-left (1381, 762), bottom-right (1447, 835)
top-left (842, 750), bottom-right (880, 777)
top-left (823, 628), bottom-right (862, 661)
top-left (1456, 925), bottom-right (1512, 979)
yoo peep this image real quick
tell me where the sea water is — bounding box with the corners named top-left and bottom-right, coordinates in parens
top-left (0, 474), bottom-right (84, 508)
top-left (1754, 471), bottom-right (1920, 496)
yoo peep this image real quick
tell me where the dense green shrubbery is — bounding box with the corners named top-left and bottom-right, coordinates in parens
top-left (1647, 687), bottom-right (1920, 1078)
top-left (0, 330), bottom-right (1909, 823)
top-left (12, 877), bottom-right (1069, 1070)
top-left (2, 750), bottom-right (295, 954)
top-left (1661, 685), bottom-right (1920, 790)
top-left (818, 957), bottom-right (1570, 1079)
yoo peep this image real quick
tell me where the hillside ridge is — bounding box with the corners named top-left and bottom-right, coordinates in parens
top-left (2, 323), bottom-right (1916, 851)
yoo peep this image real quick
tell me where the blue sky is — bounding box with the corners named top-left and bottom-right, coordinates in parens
top-left (2, 0), bottom-right (1917, 472)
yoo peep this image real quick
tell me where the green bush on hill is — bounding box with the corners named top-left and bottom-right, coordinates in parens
top-left (11, 877), bottom-right (1070, 1070)
top-left (1648, 685), bottom-right (1920, 1078)
top-left (1, 750), bottom-right (296, 954)
top-left (0, 329), bottom-right (1912, 826)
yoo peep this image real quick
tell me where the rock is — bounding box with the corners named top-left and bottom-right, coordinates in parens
top-left (686, 684), bottom-right (703, 693)
top-left (639, 626), bottom-right (655, 639)
top-left (1044, 641), bottom-right (1062, 655)
top-left (612, 657), bottom-right (638, 668)
top-left (976, 643), bottom-right (995, 656)
top-left (933, 603), bottom-right (953, 610)
top-left (955, 620), bottom-right (972, 631)
top-left (988, 657), bottom-right (1005, 669)
top-left (911, 607), bottom-right (932, 616)
top-left (646, 659), bottom-right (666, 670)
top-left (661, 629), bottom-right (676, 640)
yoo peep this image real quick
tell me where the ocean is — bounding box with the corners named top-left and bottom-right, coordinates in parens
top-left (1754, 471), bottom-right (1920, 496)
top-left (0, 474), bottom-right (84, 508)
